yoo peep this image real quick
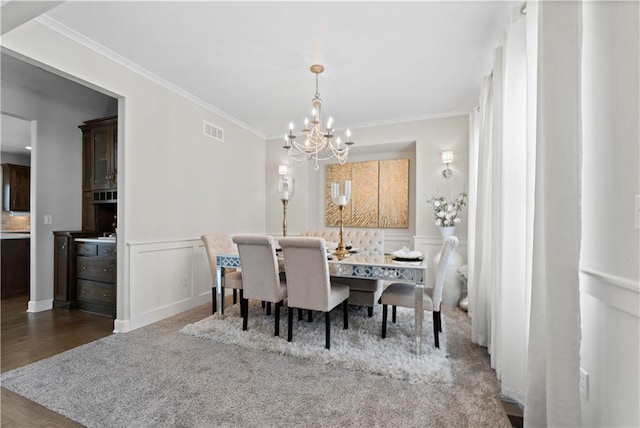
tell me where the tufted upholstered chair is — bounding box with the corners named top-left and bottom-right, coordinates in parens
top-left (201, 233), bottom-right (243, 315)
top-left (279, 237), bottom-right (350, 350)
top-left (301, 229), bottom-right (385, 317)
top-left (380, 236), bottom-right (459, 348)
top-left (232, 235), bottom-right (287, 336)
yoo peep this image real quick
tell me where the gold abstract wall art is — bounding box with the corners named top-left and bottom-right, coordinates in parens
top-left (325, 158), bottom-right (409, 228)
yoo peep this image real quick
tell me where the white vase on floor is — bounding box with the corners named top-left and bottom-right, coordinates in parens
top-left (434, 226), bottom-right (464, 308)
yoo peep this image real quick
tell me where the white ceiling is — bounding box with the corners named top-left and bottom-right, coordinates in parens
top-left (2, 1), bottom-right (518, 144)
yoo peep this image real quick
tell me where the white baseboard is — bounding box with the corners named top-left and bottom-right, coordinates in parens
top-left (113, 319), bottom-right (131, 333)
top-left (27, 299), bottom-right (53, 312)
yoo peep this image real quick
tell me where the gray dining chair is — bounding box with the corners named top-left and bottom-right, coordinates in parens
top-left (380, 236), bottom-right (459, 348)
top-left (232, 235), bottom-right (287, 336)
top-left (279, 237), bottom-right (350, 350)
top-left (201, 233), bottom-right (243, 315)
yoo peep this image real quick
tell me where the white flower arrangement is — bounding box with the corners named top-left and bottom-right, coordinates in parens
top-left (427, 192), bottom-right (467, 227)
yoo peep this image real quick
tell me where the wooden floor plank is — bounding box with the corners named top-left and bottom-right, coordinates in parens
top-left (1, 294), bottom-right (114, 426)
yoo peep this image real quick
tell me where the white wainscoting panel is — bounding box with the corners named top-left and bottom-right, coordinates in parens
top-left (579, 267), bottom-right (639, 427)
top-left (128, 238), bottom-right (211, 331)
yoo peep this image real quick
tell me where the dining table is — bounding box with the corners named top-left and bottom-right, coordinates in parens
top-left (214, 251), bottom-right (428, 354)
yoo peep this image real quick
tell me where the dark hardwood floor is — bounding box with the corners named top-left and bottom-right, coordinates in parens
top-left (1, 294), bottom-right (114, 427)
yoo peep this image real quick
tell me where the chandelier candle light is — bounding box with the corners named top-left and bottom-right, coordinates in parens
top-left (278, 166), bottom-right (295, 236)
top-left (284, 65), bottom-right (354, 170)
top-left (331, 180), bottom-right (351, 258)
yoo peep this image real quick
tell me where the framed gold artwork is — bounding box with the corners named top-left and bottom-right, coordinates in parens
top-left (325, 158), bottom-right (409, 228)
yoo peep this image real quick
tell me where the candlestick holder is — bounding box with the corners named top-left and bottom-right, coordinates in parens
top-left (331, 180), bottom-right (351, 258)
top-left (278, 174), bottom-right (295, 237)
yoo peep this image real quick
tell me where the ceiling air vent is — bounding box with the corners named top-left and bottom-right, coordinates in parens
top-left (203, 120), bottom-right (224, 141)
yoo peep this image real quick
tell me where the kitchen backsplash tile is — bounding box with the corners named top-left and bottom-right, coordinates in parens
top-left (1, 211), bottom-right (30, 231)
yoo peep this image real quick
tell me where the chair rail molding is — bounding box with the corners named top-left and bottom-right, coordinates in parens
top-left (580, 267), bottom-right (640, 318)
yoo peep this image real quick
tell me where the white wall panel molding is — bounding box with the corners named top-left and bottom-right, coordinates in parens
top-left (580, 268), bottom-right (640, 318)
top-left (127, 238), bottom-right (211, 331)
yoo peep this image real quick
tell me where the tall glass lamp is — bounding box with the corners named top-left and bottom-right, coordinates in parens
top-left (331, 180), bottom-right (351, 257)
top-left (278, 167), bottom-right (295, 236)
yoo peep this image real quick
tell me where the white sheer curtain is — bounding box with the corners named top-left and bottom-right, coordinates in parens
top-left (469, 1), bottom-right (583, 425)
top-left (525, 1), bottom-right (582, 426)
top-left (468, 9), bottom-right (529, 403)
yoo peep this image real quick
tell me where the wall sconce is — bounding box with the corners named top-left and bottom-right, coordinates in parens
top-left (278, 165), bottom-right (295, 237)
top-left (442, 150), bottom-right (453, 179)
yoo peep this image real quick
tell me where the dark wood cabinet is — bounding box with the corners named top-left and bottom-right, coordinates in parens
top-left (53, 231), bottom-right (96, 309)
top-left (80, 115), bottom-right (117, 191)
top-left (2, 164), bottom-right (30, 212)
top-left (79, 115), bottom-right (117, 232)
top-left (76, 240), bottom-right (116, 317)
top-left (1, 237), bottom-right (30, 298)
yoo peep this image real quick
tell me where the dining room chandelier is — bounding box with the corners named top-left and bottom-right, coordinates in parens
top-left (284, 64), bottom-right (354, 170)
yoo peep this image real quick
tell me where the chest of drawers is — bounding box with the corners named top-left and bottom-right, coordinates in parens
top-left (76, 240), bottom-right (116, 317)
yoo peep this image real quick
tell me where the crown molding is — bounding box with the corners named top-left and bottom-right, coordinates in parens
top-left (35, 15), bottom-right (266, 139)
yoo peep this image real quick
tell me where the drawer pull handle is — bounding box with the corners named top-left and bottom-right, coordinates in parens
top-left (81, 288), bottom-right (88, 293)
top-left (81, 266), bottom-right (87, 270)
top-left (103, 292), bottom-right (111, 297)
top-left (103, 268), bottom-right (112, 272)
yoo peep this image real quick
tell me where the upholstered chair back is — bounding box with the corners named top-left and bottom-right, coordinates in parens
top-left (301, 229), bottom-right (385, 253)
top-left (279, 237), bottom-right (333, 312)
top-left (232, 235), bottom-right (282, 302)
top-left (432, 236), bottom-right (459, 310)
top-left (201, 233), bottom-right (238, 284)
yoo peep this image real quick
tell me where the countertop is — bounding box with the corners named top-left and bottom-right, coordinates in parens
top-left (0, 232), bottom-right (30, 240)
top-left (75, 237), bottom-right (116, 244)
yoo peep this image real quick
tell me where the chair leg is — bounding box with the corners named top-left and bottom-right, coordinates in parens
top-left (325, 312), bottom-right (331, 350)
top-left (381, 304), bottom-right (388, 338)
top-left (266, 302), bottom-right (271, 316)
top-left (221, 286), bottom-right (226, 314)
top-left (287, 307), bottom-right (294, 342)
top-left (343, 300), bottom-right (349, 329)
top-left (239, 290), bottom-right (245, 319)
top-left (242, 298), bottom-right (248, 331)
top-left (262, 301), bottom-right (266, 308)
top-left (274, 301), bottom-right (281, 337)
top-left (433, 311), bottom-right (440, 348)
top-left (212, 288), bottom-right (216, 314)
top-left (233, 289), bottom-right (237, 304)
top-left (297, 308), bottom-right (303, 321)
top-left (367, 306), bottom-right (373, 317)
top-left (307, 310), bottom-right (313, 322)
top-left (392, 305), bottom-right (397, 323)
top-left (437, 311), bottom-right (442, 332)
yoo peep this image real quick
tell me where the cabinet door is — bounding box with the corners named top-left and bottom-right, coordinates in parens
top-left (91, 126), bottom-right (112, 190)
top-left (11, 166), bottom-right (30, 211)
top-left (82, 131), bottom-right (93, 192)
top-left (53, 235), bottom-right (71, 302)
top-left (82, 191), bottom-right (96, 231)
top-left (110, 125), bottom-right (117, 187)
top-left (2, 164), bottom-right (30, 211)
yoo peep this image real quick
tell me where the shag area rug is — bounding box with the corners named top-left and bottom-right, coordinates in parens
top-left (180, 302), bottom-right (452, 385)
top-left (1, 303), bottom-right (509, 427)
